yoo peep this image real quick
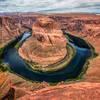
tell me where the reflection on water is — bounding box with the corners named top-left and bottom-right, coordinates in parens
top-left (21, 32), bottom-right (31, 41)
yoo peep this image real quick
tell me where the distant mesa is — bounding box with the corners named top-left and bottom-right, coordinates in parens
top-left (18, 16), bottom-right (67, 66)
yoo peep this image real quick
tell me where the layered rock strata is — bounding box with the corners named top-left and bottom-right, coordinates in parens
top-left (18, 16), bottom-right (67, 66)
top-left (17, 82), bottom-right (100, 100)
top-left (0, 70), bottom-right (11, 99)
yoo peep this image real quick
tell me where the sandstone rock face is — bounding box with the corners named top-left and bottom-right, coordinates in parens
top-left (17, 82), bottom-right (100, 100)
top-left (0, 14), bottom-right (37, 48)
top-left (51, 14), bottom-right (100, 39)
top-left (1, 13), bottom-right (100, 49)
top-left (0, 70), bottom-right (11, 99)
top-left (18, 16), bottom-right (67, 66)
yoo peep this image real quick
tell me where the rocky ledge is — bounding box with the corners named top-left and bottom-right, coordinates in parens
top-left (17, 82), bottom-right (100, 100)
top-left (18, 16), bottom-right (67, 66)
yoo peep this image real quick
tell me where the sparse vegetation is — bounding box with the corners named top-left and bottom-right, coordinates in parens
top-left (0, 40), bottom-right (15, 64)
top-left (0, 30), bottom-right (98, 84)
top-left (63, 31), bottom-right (98, 82)
top-left (0, 47), bottom-right (5, 58)
top-left (85, 41), bottom-right (99, 58)
top-left (29, 44), bottom-right (76, 72)
top-left (14, 40), bottom-right (22, 50)
top-left (0, 64), bottom-right (10, 72)
top-left (65, 61), bottom-right (89, 82)
top-left (49, 82), bottom-right (58, 86)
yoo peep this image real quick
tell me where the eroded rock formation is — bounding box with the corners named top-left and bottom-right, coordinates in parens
top-left (0, 15), bottom-right (36, 48)
top-left (1, 13), bottom-right (100, 49)
top-left (0, 70), bottom-right (11, 99)
top-left (17, 82), bottom-right (100, 100)
top-left (18, 16), bottom-right (67, 66)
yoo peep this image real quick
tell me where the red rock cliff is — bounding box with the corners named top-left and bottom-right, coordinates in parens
top-left (0, 70), bottom-right (11, 99)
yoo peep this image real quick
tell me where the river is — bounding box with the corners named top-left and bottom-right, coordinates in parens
top-left (3, 32), bottom-right (92, 82)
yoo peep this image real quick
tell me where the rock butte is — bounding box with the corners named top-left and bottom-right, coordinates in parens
top-left (18, 16), bottom-right (67, 66)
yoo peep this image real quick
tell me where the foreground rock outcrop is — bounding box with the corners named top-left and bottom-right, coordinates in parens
top-left (18, 16), bottom-right (67, 66)
top-left (0, 70), bottom-right (11, 99)
top-left (17, 82), bottom-right (100, 100)
top-left (1, 71), bottom-right (100, 100)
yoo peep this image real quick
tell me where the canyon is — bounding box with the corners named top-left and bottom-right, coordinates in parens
top-left (1, 13), bottom-right (100, 47)
top-left (0, 13), bottom-right (100, 100)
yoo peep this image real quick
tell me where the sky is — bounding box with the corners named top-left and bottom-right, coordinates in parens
top-left (0, 0), bottom-right (100, 13)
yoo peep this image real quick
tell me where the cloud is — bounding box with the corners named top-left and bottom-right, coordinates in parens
top-left (0, 0), bottom-right (100, 13)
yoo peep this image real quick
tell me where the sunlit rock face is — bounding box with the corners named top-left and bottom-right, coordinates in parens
top-left (18, 16), bottom-right (67, 66)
